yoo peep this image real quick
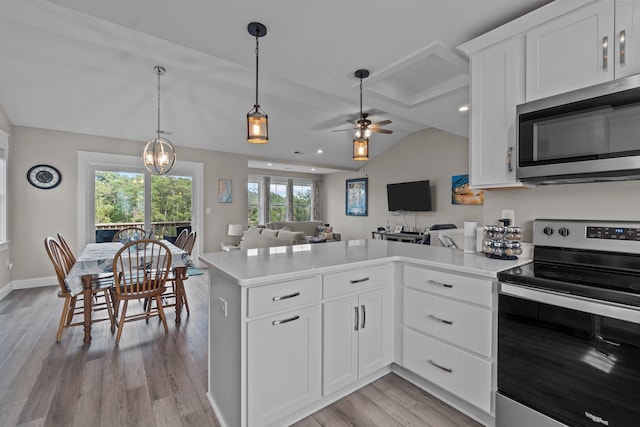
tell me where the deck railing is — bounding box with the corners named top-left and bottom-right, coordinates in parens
top-left (96, 221), bottom-right (192, 241)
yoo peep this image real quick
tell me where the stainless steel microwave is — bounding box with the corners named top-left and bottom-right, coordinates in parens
top-left (517, 74), bottom-right (640, 184)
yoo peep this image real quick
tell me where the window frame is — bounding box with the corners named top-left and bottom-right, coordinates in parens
top-left (0, 130), bottom-right (8, 251)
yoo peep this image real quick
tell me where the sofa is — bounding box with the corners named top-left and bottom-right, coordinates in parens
top-left (239, 221), bottom-right (340, 250)
top-left (265, 221), bottom-right (341, 242)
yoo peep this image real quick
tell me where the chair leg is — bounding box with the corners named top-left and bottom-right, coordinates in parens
top-left (115, 300), bottom-right (128, 345)
top-left (181, 283), bottom-right (190, 316)
top-left (104, 290), bottom-right (116, 333)
top-left (156, 295), bottom-right (168, 333)
top-left (56, 297), bottom-right (71, 342)
top-left (66, 296), bottom-right (77, 325)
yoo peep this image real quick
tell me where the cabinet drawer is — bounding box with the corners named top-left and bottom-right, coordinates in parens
top-left (248, 276), bottom-right (321, 318)
top-left (403, 287), bottom-right (492, 357)
top-left (404, 265), bottom-right (494, 307)
top-left (323, 265), bottom-right (391, 299)
top-left (403, 328), bottom-right (492, 412)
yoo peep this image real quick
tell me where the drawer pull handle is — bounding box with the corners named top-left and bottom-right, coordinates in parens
top-left (361, 304), bottom-right (366, 329)
top-left (427, 280), bottom-right (453, 289)
top-left (350, 277), bottom-right (370, 284)
top-left (620, 30), bottom-right (626, 65)
top-left (427, 314), bottom-right (453, 325)
top-left (354, 306), bottom-right (359, 331)
top-left (272, 292), bottom-right (300, 301)
top-left (272, 315), bottom-right (300, 326)
top-left (428, 359), bottom-right (453, 373)
top-left (603, 36), bottom-right (609, 70)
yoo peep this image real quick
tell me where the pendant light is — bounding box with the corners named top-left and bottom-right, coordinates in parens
top-left (142, 66), bottom-right (176, 174)
top-left (353, 69), bottom-right (370, 161)
top-left (247, 22), bottom-right (268, 144)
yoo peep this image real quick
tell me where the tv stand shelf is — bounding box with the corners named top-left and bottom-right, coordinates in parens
top-left (372, 231), bottom-right (424, 243)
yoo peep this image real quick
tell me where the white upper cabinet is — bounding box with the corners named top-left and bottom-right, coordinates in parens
top-left (526, 0), bottom-right (640, 102)
top-left (468, 37), bottom-right (526, 188)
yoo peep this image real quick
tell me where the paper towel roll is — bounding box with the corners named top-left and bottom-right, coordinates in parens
top-left (463, 222), bottom-right (477, 253)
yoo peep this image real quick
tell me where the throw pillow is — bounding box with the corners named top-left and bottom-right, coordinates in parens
top-left (262, 228), bottom-right (278, 238)
top-left (247, 226), bottom-right (263, 234)
top-left (277, 230), bottom-right (306, 242)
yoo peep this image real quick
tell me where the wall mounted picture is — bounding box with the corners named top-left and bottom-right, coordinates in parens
top-left (218, 179), bottom-right (232, 203)
top-left (452, 174), bottom-right (484, 205)
top-left (345, 177), bottom-right (368, 216)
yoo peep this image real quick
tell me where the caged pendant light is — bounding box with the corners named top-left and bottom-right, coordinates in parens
top-left (142, 66), bottom-right (176, 174)
top-left (247, 22), bottom-right (268, 144)
top-left (353, 69), bottom-right (370, 161)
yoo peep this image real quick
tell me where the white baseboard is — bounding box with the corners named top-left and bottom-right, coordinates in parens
top-left (0, 276), bottom-right (57, 300)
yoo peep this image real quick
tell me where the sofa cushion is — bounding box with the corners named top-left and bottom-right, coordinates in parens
top-left (266, 221), bottom-right (325, 237)
top-left (318, 226), bottom-right (334, 240)
top-left (261, 228), bottom-right (279, 238)
top-left (277, 230), bottom-right (308, 244)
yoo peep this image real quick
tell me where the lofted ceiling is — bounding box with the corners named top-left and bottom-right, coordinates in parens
top-left (0, 0), bottom-right (553, 173)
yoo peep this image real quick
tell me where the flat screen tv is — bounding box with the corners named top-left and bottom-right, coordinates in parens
top-left (387, 180), bottom-right (432, 212)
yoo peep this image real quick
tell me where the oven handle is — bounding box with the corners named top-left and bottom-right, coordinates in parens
top-left (500, 283), bottom-right (640, 324)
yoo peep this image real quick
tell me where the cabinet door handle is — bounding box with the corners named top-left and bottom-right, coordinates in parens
top-left (428, 359), bottom-right (453, 373)
top-left (603, 36), bottom-right (609, 70)
top-left (350, 277), bottom-right (370, 284)
top-left (620, 30), bottom-right (626, 65)
top-left (427, 280), bottom-right (453, 289)
top-left (506, 146), bottom-right (513, 173)
top-left (272, 292), bottom-right (300, 301)
top-left (361, 304), bottom-right (366, 329)
top-left (427, 314), bottom-right (453, 325)
top-left (272, 315), bottom-right (300, 326)
top-left (354, 306), bottom-right (359, 331)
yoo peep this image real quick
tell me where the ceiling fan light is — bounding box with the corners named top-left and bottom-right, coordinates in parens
top-left (355, 129), bottom-right (362, 138)
top-left (247, 106), bottom-right (268, 144)
top-left (353, 136), bottom-right (369, 161)
top-left (364, 128), bottom-right (372, 137)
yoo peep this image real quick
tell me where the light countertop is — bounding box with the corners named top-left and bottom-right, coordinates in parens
top-left (199, 239), bottom-right (531, 286)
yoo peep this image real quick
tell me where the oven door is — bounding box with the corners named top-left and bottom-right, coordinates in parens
top-left (498, 283), bottom-right (640, 427)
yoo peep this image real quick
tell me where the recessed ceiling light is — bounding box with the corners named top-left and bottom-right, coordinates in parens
top-left (267, 163), bottom-right (273, 166)
top-left (316, 149), bottom-right (323, 154)
top-left (458, 104), bottom-right (470, 112)
top-left (311, 168), bottom-right (316, 171)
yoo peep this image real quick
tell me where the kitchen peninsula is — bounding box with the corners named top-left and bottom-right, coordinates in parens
top-left (200, 239), bottom-right (530, 427)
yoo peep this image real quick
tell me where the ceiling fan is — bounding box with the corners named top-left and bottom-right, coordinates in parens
top-left (333, 69), bottom-right (393, 138)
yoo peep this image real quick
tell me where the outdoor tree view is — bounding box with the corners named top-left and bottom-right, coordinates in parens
top-left (95, 171), bottom-right (192, 237)
top-left (247, 181), bottom-right (312, 225)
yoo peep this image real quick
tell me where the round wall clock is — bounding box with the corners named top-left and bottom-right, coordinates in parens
top-left (27, 164), bottom-right (62, 189)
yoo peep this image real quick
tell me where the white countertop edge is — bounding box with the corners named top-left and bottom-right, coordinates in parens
top-left (199, 240), bottom-right (531, 287)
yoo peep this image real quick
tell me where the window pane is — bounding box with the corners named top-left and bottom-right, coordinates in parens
top-left (293, 184), bottom-right (312, 221)
top-left (95, 171), bottom-right (145, 242)
top-left (248, 181), bottom-right (259, 226)
top-left (151, 174), bottom-right (192, 239)
top-left (270, 183), bottom-right (287, 221)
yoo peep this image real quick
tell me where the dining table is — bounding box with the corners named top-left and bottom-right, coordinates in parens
top-left (65, 239), bottom-right (194, 343)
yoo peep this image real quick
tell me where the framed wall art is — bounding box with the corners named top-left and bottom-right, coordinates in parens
top-left (452, 174), bottom-right (484, 205)
top-left (345, 177), bottom-right (368, 216)
top-left (218, 178), bottom-right (232, 203)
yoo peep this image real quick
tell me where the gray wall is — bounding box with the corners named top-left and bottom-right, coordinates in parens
top-left (9, 126), bottom-right (249, 283)
top-left (322, 128), bottom-right (483, 241)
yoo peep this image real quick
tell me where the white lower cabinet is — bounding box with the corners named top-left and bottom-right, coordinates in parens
top-left (403, 328), bottom-right (492, 411)
top-left (401, 264), bottom-right (495, 414)
top-left (247, 305), bottom-right (321, 427)
top-left (323, 286), bottom-right (393, 396)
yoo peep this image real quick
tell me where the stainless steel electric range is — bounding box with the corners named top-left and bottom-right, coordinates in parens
top-left (496, 219), bottom-right (640, 427)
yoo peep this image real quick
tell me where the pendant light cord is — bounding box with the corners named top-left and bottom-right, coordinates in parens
top-left (255, 34), bottom-right (260, 107)
top-left (157, 68), bottom-right (161, 138)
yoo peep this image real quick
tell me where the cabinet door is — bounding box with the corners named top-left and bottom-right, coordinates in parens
top-left (323, 295), bottom-right (359, 395)
top-left (615, 0), bottom-right (640, 78)
top-left (469, 37), bottom-right (525, 188)
top-left (247, 305), bottom-right (321, 426)
top-left (358, 287), bottom-right (393, 378)
top-left (526, 1), bottom-right (614, 101)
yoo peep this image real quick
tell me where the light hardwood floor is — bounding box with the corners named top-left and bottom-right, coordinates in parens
top-left (0, 272), bottom-right (482, 427)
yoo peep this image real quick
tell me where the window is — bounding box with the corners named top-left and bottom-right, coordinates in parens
top-left (248, 180), bottom-right (260, 226)
top-left (292, 184), bottom-right (312, 221)
top-left (0, 131), bottom-right (7, 248)
top-left (248, 175), bottom-right (316, 224)
top-left (270, 182), bottom-right (287, 222)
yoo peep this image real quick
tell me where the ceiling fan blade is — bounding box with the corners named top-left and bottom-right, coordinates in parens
top-left (371, 128), bottom-right (393, 134)
top-left (370, 120), bottom-right (392, 127)
top-left (332, 128), bottom-right (357, 132)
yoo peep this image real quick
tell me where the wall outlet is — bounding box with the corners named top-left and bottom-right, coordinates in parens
top-left (218, 297), bottom-right (228, 317)
top-left (501, 209), bottom-right (516, 225)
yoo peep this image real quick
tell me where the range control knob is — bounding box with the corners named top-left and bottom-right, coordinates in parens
top-left (543, 226), bottom-right (554, 236)
top-left (558, 227), bottom-right (570, 237)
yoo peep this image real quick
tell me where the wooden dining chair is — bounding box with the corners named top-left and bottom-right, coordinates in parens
top-left (45, 237), bottom-right (116, 342)
top-left (174, 228), bottom-right (189, 249)
top-left (148, 231), bottom-right (197, 317)
top-left (112, 226), bottom-right (148, 242)
top-left (112, 239), bottom-right (172, 344)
